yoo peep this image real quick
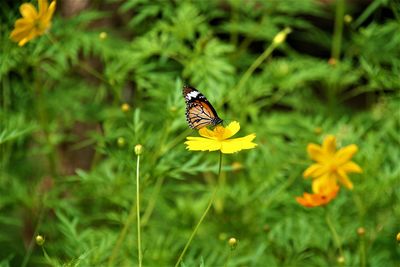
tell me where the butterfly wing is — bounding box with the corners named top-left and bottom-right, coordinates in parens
top-left (183, 85), bottom-right (223, 129)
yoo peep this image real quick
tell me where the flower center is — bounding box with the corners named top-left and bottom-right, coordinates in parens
top-left (214, 126), bottom-right (226, 140)
top-left (34, 20), bottom-right (46, 32)
top-left (329, 163), bottom-right (338, 172)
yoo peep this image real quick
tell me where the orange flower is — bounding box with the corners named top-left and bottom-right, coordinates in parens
top-left (296, 184), bottom-right (339, 208)
top-left (10, 0), bottom-right (56, 46)
top-left (303, 135), bottom-right (362, 191)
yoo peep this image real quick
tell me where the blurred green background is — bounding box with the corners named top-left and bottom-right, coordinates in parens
top-left (1, 0), bottom-right (399, 266)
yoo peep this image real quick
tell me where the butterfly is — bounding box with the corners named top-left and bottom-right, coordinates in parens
top-left (182, 85), bottom-right (223, 129)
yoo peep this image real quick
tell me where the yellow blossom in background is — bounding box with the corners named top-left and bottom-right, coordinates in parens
top-left (185, 121), bottom-right (256, 154)
top-left (296, 184), bottom-right (339, 208)
top-left (10, 0), bottom-right (56, 46)
top-left (121, 103), bottom-right (130, 112)
top-left (303, 135), bottom-right (362, 191)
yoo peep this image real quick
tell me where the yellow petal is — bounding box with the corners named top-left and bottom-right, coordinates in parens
top-left (38, 0), bottom-right (49, 17)
top-left (198, 127), bottom-right (217, 139)
top-left (307, 143), bottom-right (327, 163)
top-left (10, 19), bottom-right (33, 39)
top-left (20, 3), bottom-right (38, 20)
top-left (222, 121), bottom-right (240, 139)
top-left (322, 135), bottom-right (336, 155)
top-left (336, 170), bottom-right (354, 189)
top-left (341, 161), bottom-right (362, 173)
top-left (15, 18), bottom-right (33, 28)
top-left (10, 23), bottom-right (33, 41)
top-left (185, 137), bottom-right (221, 152)
top-left (18, 37), bottom-right (30, 46)
top-left (335, 144), bottom-right (358, 165)
top-left (17, 29), bottom-right (38, 46)
top-left (303, 163), bottom-right (327, 178)
top-left (220, 134), bottom-right (256, 153)
top-left (42, 1), bottom-right (56, 24)
top-left (311, 174), bottom-right (337, 194)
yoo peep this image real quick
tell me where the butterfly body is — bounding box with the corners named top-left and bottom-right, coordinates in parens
top-left (183, 85), bottom-right (223, 129)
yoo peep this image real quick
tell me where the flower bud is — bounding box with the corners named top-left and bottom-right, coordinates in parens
top-left (117, 137), bottom-right (126, 147)
top-left (273, 27), bottom-right (292, 45)
top-left (337, 256), bottom-right (345, 264)
top-left (344, 15), bottom-right (353, 24)
top-left (231, 162), bottom-right (243, 171)
top-left (36, 235), bottom-right (45, 246)
top-left (121, 103), bottom-right (130, 112)
top-left (357, 227), bottom-right (365, 236)
top-left (396, 232), bottom-right (400, 242)
top-left (228, 237), bottom-right (237, 250)
top-left (99, 32), bottom-right (107, 40)
top-left (328, 58), bottom-right (337, 66)
top-left (135, 144), bottom-right (143, 155)
top-left (314, 127), bottom-right (323, 135)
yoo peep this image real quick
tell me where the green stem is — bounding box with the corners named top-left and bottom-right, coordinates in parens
top-left (34, 71), bottom-right (57, 177)
top-left (235, 42), bottom-right (276, 94)
top-left (324, 208), bottom-right (344, 260)
top-left (108, 153), bottom-right (142, 267)
top-left (136, 153), bottom-right (142, 267)
top-left (235, 27), bottom-right (291, 94)
top-left (224, 248), bottom-right (234, 267)
top-left (331, 0), bottom-right (345, 60)
top-left (359, 232), bottom-right (366, 267)
top-left (108, 202), bottom-right (136, 266)
top-left (21, 195), bottom-right (47, 267)
top-left (174, 152), bottom-right (223, 267)
top-left (142, 175), bottom-right (165, 226)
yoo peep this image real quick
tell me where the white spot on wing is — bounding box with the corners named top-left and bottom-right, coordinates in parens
top-left (187, 91), bottom-right (199, 99)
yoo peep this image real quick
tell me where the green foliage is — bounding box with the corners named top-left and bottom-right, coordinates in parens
top-left (1, 0), bottom-right (399, 266)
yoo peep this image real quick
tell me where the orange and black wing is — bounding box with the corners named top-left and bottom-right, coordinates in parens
top-left (182, 85), bottom-right (223, 129)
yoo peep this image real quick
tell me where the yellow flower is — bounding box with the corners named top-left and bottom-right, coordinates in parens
top-left (296, 183), bottom-right (339, 208)
top-left (184, 121), bottom-right (256, 154)
top-left (10, 0), bottom-right (56, 46)
top-left (303, 135), bottom-right (362, 191)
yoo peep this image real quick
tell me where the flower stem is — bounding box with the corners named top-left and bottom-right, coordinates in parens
top-left (235, 27), bottom-right (291, 93)
top-left (108, 203), bottom-right (136, 266)
top-left (331, 0), bottom-right (345, 60)
top-left (359, 232), bottom-right (366, 267)
top-left (136, 153), bottom-right (142, 267)
top-left (224, 247), bottom-right (235, 267)
top-left (324, 208), bottom-right (344, 260)
top-left (108, 152), bottom-right (142, 267)
top-left (21, 195), bottom-right (47, 267)
top-left (174, 152), bottom-right (223, 267)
